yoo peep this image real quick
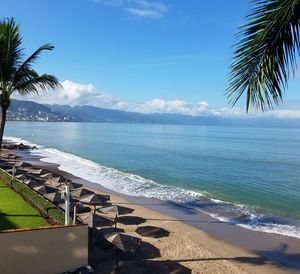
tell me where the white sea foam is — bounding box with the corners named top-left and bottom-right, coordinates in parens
top-left (4, 135), bottom-right (300, 239)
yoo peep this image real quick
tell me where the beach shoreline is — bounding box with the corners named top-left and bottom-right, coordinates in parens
top-left (5, 143), bottom-right (299, 273)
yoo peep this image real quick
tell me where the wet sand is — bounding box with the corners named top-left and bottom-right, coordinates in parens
top-left (5, 147), bottom-right (300, 273)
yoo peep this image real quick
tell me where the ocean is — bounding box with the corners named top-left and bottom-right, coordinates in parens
top-left (5, 121), bottom-right (300, 238)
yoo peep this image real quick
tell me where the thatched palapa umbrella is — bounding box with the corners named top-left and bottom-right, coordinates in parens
top-left (33, 185), bottom-right (58, 195)
top-left (59, 201), bottom-right (91, 214)
top-left (99, 205), bottom-right (134, 216)
top-left (58, 180), bottom-right (83, 190)
top-left (72, 187), bottom-right (95, 198)
top-left (24, 168), bottom-right (48, 175)
top-left (7, 167), bottom-right (26, 176)
top-left (15, 173), bottom-right (27, 181)
top-left (99, 205), bottom-right (134, 229)
top-left (46, 176), bottom-right (65, 187)
top-left (15, 161), bottom-right (32, 168)
top-left (80, 193), bottom-right (110, 213)
top-left (103, 232), bottom-right (141, 270)
top-left (68, 181), bottom-right (83, 189)
top-left (24, 179), bottom-right (45, 188)
top-left (40, 172), bottom-right (54, 179)
top-left (80, 213), bottom-right (114, 228)
top-left (44, 192), bottom-right (63, 204)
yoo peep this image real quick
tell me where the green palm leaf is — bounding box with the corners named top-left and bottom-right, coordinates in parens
top-left (15, 73), bottom-right (60, 96)
top-left (0, 18), bottom-right (61, 148)
top-left (227, 0), bottom-right (300, 112)
top-left (13, 43), bottom-right (54, 85)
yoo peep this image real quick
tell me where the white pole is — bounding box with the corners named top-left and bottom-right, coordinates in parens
top-left (11, 165), bottom-right (16, 185)
top-left (65, 183), bottom-right (71, 225)
top-left (12, 165), bottom-right (16, 177)
top-left (73, 205), bottom-right (77, 225)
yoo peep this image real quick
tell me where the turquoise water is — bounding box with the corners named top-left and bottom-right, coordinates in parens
top-left (5, 121), bottom-right (300, 237)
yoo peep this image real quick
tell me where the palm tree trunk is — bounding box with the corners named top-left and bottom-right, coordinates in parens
top-left (0, 107), bottom-right (7, 150)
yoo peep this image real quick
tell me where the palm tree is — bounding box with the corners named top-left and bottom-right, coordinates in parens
top-left (227, 0), bottom-right (300, 112)
top-left (0, 18), bottom-right (61, 149)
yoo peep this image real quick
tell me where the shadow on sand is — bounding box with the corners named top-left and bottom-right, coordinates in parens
top-left (117, 215), bottom-right (146, 225)
top-left (135, 225), bottom-right (170, 238)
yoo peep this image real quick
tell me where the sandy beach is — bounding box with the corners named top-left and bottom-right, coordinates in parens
top-left (3, 146), bottom-right (300, 274)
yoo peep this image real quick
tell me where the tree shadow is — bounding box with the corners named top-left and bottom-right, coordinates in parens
top-left (0, 215), bottom-right (18, 230)
top-left (0, 210), bottom-right (44, 230)
top-left (136, 260), bottom-right (191, 274)
top-left (109, 258), bottom-right (191, 274)
top-left (146, 217), bottom-right (224, 224)
top-left (161, 243), bottom-right (300, 271)
top-left (257, 243), bottom-right (300, 270)
top-left (161, 256), bottom-right (267, 265)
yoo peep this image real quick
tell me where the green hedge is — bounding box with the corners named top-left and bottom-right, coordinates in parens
top-left (0, 169), bottom-right (65, 225)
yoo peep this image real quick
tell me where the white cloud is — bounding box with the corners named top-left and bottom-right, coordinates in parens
top-left (94, 0), bottom-right (169, 18)
top-left (211, 106), bottom-right (247, 117)
top-left (133, 99), bottom-right (210, 116)
top-left (60, 80), bottom-right (95, 102)
top-left (263, 109), bottom-right (300, 119)
top-left (126, 8), bottom-right (162, 18)
top-left (211, 106), bottom-right (300, 119)
top-left (12, 80), bottom-right (126, 110)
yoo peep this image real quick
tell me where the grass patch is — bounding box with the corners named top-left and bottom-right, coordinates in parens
top-left (0, 169), bottom-right (65, 227)
top-left (0, 179), bottom-right (48, 230)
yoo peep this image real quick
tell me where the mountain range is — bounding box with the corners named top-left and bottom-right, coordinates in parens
top-left (6, 99), bottom-right (300, 128)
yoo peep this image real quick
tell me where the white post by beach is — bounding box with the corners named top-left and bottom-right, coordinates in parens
top-left (64, 183), bottom-right (71, 225)
top-left (73, 205), bottom-right (77, 225)
top-left (11, 164), bottom-right (16, 184)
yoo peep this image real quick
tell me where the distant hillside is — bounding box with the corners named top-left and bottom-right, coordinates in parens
top-left (8, 99), bottom-right (226, 124)
top-left (6, 99), bottom-right (300, 128)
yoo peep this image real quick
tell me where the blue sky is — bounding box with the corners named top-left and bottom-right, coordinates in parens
top-left (1, 0), bottom-right (300, 117)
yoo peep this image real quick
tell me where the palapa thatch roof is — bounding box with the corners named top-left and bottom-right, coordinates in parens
top-left (46, 177), bottom-right (66, 188)
top-left (33, 185), bottom-right (58, 195)
top-left (68, 181), bottom-right (83, 189)
top-left (0, 161), bottom-right (13, 169)
top-left (72, 187), bottom-right (95, 198)
top-left (58, 202), bottom-right (91, 214)
top-left (6, 168), bottom-right (26, 176)
top-left (80, 193), bottom-right (110, 205)
top-left (24, 179), bottom-right (45, 188)
top-left (54, 180), bottom-right (83, 190)
top-left (23, 168), bottom-right (48, 175)
top-left (40, 172), bottom-right (54, 179)
top-left (15, 174), bottom-right (28, 180)
top-left (103, 232), bottom-right (141, 252)
top-left (80, 213), bottom-right (114, 228)
top-left (99, 205), bottom-right (134, 216)
top-left (15, 161), bottom-right (32, 168)
top-left (44, 192), bottom-right (63, 203)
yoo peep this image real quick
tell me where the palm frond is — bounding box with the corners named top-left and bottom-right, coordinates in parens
top-left (0, 18), bottom-right (23, 85)
top-left (227, 0), bottom-right (300, 112)
top-left (14, 72), bottom-right (61, 96)
top-left (13, 43), bottom-right (54, 84)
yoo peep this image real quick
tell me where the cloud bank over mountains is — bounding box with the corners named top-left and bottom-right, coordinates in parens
top-left (13, 80), bottom-right (300, 119)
